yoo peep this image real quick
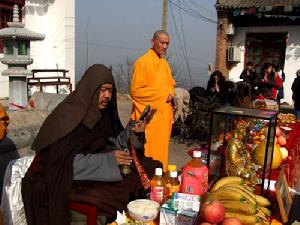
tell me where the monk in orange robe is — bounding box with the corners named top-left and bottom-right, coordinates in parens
top-left (130, 30), bottom-right (175, 170)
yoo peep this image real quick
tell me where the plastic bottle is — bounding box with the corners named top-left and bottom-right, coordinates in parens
top-left (164, 164), bottom-right (177, 183)
top-left (165, 171), bottom-right (180, 199)
top-left (181, 150), bottom-right (208, 196)
top-left (150, 168), bottom-right (166, 204)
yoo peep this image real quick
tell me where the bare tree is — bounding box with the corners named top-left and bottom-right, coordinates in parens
top-left (113, 55), bottom-right (136, 93)
top-left (168, 55), bottom-right (191, 88)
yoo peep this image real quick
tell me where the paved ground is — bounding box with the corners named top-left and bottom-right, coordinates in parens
top-left (117, 97), bottom-right (191, 169)
top-left (1, 96), bottom-right (192, 169)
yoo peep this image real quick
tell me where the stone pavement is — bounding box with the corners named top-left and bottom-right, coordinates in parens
top-left (117, 97), bottom-right (191, 169)
top-left (1, 94), bottom-right (192, 169)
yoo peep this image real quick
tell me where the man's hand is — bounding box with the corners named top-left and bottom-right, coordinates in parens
top-left (166, 93), bottom-right (174, 103)
top-left (131, 120), bottom-right (147, 133)
top-left (113, 150), bottom-right (132, 165)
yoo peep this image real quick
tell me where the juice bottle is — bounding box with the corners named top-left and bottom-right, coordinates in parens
top-left (150, 168), bottom-right (166, 204)
top-left (165, 171), bottom-right (180, 199)
top-left (181, 150), bottom-right (208, 196)
top-left (164, 164), bottom-right (177, 183)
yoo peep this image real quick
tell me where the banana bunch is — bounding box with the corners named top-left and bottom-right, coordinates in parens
top-left (205, 176), bottom-right (271, 225)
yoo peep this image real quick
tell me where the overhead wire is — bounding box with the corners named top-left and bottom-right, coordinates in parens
top-left (168, 4), bottom-right (185, 83)
top-left (177, 0), bottom-right (192, 85)
top-left (169, 1), bottom-right (192, 85)
top-left (168, 0), bottom-right (219, 24)
top-left (187, 0), bottom-right (216, 19)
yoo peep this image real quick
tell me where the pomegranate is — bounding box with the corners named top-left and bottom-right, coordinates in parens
top-left (222, 218), bottom-right (242, 225)
top-left (200, 201), bottom-right (225, 224)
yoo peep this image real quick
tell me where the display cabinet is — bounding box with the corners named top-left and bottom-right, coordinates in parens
top-left (207, 106), bottom-right (278, 195)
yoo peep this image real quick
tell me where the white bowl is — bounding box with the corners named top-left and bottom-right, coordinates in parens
top-left (127, 199), bottom-right (160, 222)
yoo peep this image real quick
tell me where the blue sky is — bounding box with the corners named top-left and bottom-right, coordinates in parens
top-left (75, 0), bottom-right (217, 88)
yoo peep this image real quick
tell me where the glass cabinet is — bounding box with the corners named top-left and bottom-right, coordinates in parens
top-left (207, 106), bottom-right (278, 195)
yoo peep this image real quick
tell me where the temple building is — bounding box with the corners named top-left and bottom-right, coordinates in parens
top-left (0, 0), bottom-right (75, 99)
top-left (215, 0), bottom-right (300, 103)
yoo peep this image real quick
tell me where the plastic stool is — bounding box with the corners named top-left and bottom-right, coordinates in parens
top-left (69, 201), bottom-right (97, 225)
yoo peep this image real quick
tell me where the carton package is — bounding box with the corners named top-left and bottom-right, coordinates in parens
top-left (171, 193), bottom-right (200, 212)
top-left (159, 203), bottom-right (198, 225)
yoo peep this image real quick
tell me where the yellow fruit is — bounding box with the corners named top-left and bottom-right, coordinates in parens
top-left (280, 147), bottom-right (288, 160)
top-left (252, 141), bottom-right (282, 169)
top-left (205, 188), bottom-right (246, 202)
top-left (255, 195), bottom-right (270, 207)
top-left (220, 200), bottom-right (257, 214)
top-left (220, 186), bottom-right (257, 206)
top-left (211, 176), bottom-right (244, 191)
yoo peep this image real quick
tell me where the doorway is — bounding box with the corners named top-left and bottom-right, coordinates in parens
top-left (245, 33), bottom-right (287, 73)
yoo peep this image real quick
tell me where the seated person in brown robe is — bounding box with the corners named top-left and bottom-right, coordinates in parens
top-left (21, 64), bottom-right (162, 225)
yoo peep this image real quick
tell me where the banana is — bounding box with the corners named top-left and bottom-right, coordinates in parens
top-left (243, 184), bottom-right (255, 193)
top-left (205, 188), bottom-right (246, 202)
top-left (256, 209), bottom-right (268, 221)
top-left (220, 186), bottom-right (257, 206)
top-left (220, 200), bottom-right (257, 215)
top-left (222, 184), bottom-right (257, 203)
top-left (225, 212), bottom-right (259, 225)
top-left (258, 206), bottom-right (271, 217)
top-left (211, 176), bottom-right (244, 191)
top-left (255, 195), bottom-right (270, 207)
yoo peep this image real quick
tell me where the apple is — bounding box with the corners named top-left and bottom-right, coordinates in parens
top-left (222, 218), bottom-right (242, 225)
top-left (200, 201), bottom-right (225, 224)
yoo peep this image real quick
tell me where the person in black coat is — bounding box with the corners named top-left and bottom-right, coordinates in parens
top-left (240, 61), bottom-right (257, 98)
top-left (292, 69), bottom-right (300, 121)
top-left (206, 70), bottom-right (227, 105)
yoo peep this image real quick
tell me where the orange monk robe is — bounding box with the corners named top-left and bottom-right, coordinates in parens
top-left (130, 49), bottom-right (175, 171)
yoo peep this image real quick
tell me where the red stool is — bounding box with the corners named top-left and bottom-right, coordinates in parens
top-left (69, 201), bottom-right (97, 225)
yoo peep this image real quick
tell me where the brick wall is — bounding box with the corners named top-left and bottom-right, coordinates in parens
top-left (215, 10), bottom-right (230, 78)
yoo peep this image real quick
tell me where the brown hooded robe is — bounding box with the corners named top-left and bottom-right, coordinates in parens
top-left (21, 64), bottom-right (161, 225)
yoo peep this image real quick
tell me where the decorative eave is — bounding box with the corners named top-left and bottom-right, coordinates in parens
top-left (216, 0), bottom-right (300, 24)
top-left (1, 68), bottom-right (33, 77)
top-left (0, 4), bottom-right (45, 41)
top-left (0, 27), bottom-right (45, 40)
top-left (216, 0), bottom-right (300, 10)
top-left (0, 57), bottom-right (33, 65)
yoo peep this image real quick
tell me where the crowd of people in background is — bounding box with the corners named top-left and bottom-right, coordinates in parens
top-left (203, 61), bottom-right (300, 121)
top-left (205, 62), bottom-right (287, 107)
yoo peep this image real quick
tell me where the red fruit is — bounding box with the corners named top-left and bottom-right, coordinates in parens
top-left (200, 201), bottom-right (225, 224)
top-left (199, 223), bottom-right (212, 225)
top-left (222, 218), bottom-right (242, 225)
top-left (276, 127), bottom-right (282, 137)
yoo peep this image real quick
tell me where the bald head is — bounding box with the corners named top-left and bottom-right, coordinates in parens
top-left (153, 30), bottom-right (169, 40)
top-left (151, 30), bottom-right (170, 58)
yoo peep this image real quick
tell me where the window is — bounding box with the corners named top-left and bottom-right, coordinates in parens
top-left (0, 1), bottom-right (25, 53)
top-left (0, 7), bottom-right (13, 53)
top-left (4, 41), bottom-right (13, 55)
top-left (18, 41), bottom-right (28, 55)
top-left (245, 33), bottom-right (287, 74)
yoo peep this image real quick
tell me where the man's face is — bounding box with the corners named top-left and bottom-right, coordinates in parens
top-left (151, 33), bottom-right (169, 58)
top-left (98, 83), bottom-right (113, 110)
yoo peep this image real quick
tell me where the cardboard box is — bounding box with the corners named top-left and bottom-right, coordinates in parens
top-left (171, 193), bottom-right (200, 212)
top-left (159, 204), bottom-right (198, 225)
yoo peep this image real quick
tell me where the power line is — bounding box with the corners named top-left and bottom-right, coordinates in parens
top-left (169, 0), bottom-right (218, 24)
top-left (187, 0), bottom-right (216, 19)
top-left (177, 0), bottom-right (192, 83)
top-left (169, 2), bottom-right (193, 85)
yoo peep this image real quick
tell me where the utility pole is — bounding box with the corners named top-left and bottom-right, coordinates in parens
top-left (85, 15), bottom-right (90, 69)
top-left (162, 0), bottom-right (168, 31)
